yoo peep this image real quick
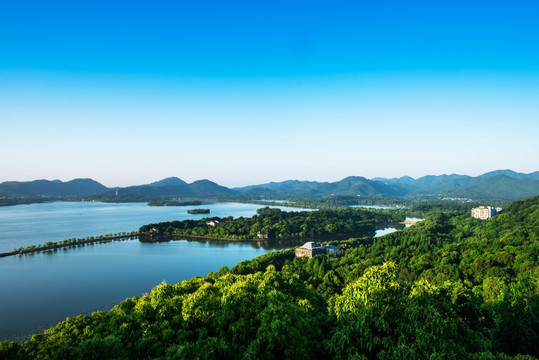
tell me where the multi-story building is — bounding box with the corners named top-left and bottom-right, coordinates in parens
top-left (471, 206), bottom-right (501, 220)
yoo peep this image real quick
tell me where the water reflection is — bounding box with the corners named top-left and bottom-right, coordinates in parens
top-left (0, 238), bottom-right (286, 341)
top-left (140, 235), bottom-right (305, 251)
top-left (0, 201), bottom-right (307, 252)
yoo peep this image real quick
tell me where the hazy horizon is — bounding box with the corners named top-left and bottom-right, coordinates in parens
top-left (2, 1), bottom-right (538, 188)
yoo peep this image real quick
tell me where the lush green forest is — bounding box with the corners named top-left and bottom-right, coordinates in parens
top-left (1, 197), bottom-right (538, 359)
top-left (140, 207), bottom-right (404, 241)
top-left (266, 197), bottom-right (492, 217)
top-left (234, 171), bottom-right (539, 200)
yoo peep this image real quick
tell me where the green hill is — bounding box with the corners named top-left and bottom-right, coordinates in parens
top-left (0, 178), bottom-right (109, 197)
top-left (235, 170), bottom-right (539, 200)
top-left (2, 170), bottom-right (538, 203)
top-left (92, 178), bottom-right (237, 201)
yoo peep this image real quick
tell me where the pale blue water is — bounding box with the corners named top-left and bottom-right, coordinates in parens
top-left (374, 227), bottom-right (398, 237)
top-left (0, 201), bottom-right (308, 340)
top-left (0, 201), bottom-right (304, 253)
top-left (374, 217), bottom-right (424, 237)
top-left (0, 238), bottom-right (292, 340)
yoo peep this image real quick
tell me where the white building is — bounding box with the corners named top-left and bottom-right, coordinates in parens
top-left (471, 206), bottom-right (501, 220)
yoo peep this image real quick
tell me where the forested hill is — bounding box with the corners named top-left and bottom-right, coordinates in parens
top-left (92, 178), bottom-right (236, 201)
top-left (0, 179), bottom-right (109, 197)
top-left (2, 196), bottom-right (538, 359)
top-left (2, 170), bottom-right (538, 202)
top-left (235, 171), bottom-right (539, 200)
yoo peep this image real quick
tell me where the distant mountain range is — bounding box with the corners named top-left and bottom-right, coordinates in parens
top-left (1, 170), bottom-right (538, 201)
top-left (234, 169), bottom-right (539, 200)
top-left (0, 179), bottom-right (108, 197)
top-left (95, 177), bottom-right (236, 200)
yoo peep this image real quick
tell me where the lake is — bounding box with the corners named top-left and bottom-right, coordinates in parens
top-left (0, 201), bottom-right (414, 341)
top-left (0, 201), bottom-right (306, 253)
top-left (0, 201), bottom-right (307, 341)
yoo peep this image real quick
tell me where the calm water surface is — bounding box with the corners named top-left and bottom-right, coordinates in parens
top-left (374, 217), bottom-right (424, 237)
top-left (0, 238), bottom-right (295, 340)
top-left (0, 201), bottom-right (304, 252)
top-left (0, 201), bottom-right (307, 340)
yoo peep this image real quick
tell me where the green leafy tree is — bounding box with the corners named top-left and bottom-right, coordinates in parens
top-left (327, 262), bottom-right (486, 359)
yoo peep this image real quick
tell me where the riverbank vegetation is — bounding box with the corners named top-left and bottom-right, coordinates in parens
top-left (1, 196), bottom-right (538, 359)
top-left (140, 207), bottom-right (404, 241)
top-left (0, 197), bottom-right (51, 207)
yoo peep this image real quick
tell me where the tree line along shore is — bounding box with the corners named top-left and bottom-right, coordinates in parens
top-left (0, 232), bottom-right (139, 258)
top-left (139, 207), bottom-right (404, 241)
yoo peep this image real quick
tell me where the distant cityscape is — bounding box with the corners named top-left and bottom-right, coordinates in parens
top-left (442, 197), bottom-right (474, 202)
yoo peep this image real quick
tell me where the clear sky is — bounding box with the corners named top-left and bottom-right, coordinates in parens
top-left (1, 0), bottom-right (538, 187)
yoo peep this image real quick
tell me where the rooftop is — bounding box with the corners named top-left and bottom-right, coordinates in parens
top-left (300, 241), bottom-right (321, 249)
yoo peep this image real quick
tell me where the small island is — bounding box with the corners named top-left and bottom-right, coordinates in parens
top-left (187, 208), bottom-right (210, 214)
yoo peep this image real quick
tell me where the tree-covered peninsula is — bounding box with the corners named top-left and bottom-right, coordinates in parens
top-left (1, 196), bottom-right (538, 359)
top-left (139, 207), bottom-right (404, 241)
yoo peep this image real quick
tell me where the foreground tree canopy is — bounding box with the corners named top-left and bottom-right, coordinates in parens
top-left (1, 196), bottom-right (538, 359)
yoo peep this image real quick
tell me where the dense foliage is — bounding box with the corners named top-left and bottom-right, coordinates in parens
top-left (187, 209), bottom-right (210, 214)
top-left (408, 200), bottom-right (485, 216)
top-left (273, 196), bottom-right (406, 209)
top-left (2, 197), bottom-right (538, 359)
top-left (140, 207), bottom-right (403, 240)
top-left (251, 198), bottom-right (490, 218)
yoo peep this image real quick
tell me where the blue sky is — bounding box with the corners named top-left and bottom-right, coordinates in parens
top-left (1, 0), bottom-right (538, 187)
